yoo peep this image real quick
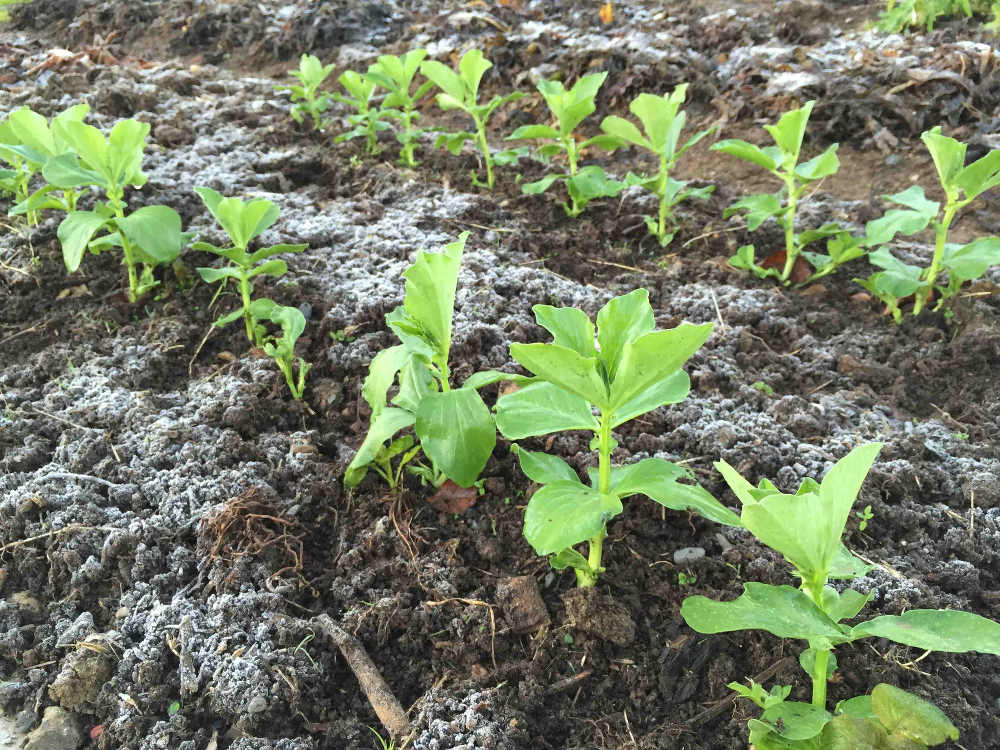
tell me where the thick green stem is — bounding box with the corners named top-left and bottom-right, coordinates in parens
top-left (780, 176), bottom-right (800, 283)
top-left (913, 204), bottom-right (957, 316)
top-left (811, 649), bottom-right (830, 708)
top-left (578, 416), bottom-right (613, 588)
top-left (566, 138), bottom-right (579, 177)
top-left (473, 115), bottom-right (493, 189)
top-left (112, 197), bottom-right (140, 303)
top-left (239, 271), bottom-right (255, 345)
top-left (657, 154), bottom-right (670, 240)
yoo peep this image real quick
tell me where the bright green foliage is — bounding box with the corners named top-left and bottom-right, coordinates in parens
top-left (420, 49), bottom-right (525, 189)
top-left (712, 101), bottom-right (846, 284)
top-left (600, 84), bottom-right (715, 245)
top-left (276, 53), bottom-right (335, 131)
top-left (345, 233), bottom-right (511, 490)
top-left (0, 0), bottom-right (30, 22)
top-left (509, 72), bottom-right (625, 217)
top-left (681, 444), bottom-right (1000, 748)
top-left (854, 127), bottom-right (1000, 321)
top-left (0, 104), bottom-right (90, 224)
top-left (192, 186), bottom-right (307, 345)
top-left (41, 118), bottom-right (186, 302)
top-left (877, 0), bottom-right (1000, 32)
top-left (495, 289), bottom-right (739, 587)
top-left (249, 298), bottom-right (311, 400)
top-left (365, 49), bottom-right (433, 167)
top-left (333, 70), bottom-right (393, 154)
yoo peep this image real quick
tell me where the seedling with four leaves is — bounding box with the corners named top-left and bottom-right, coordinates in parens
top-left (345, 233), bottom-right (511, 490)
top-left (276, 53), bottom-right (335, 131)
top-left (495, 289), bottom-right (740, 587)
top-left (854, 126), bottom-right (1000, 321)
top-left (364, 49), bottom-right (433, 168)
top-left (509, 72), bottom-right (625, 217)
top-left (600, 84), bottom-right (715, 245)
top-left (681, 443), bottom-right (1000, 748)
top-left (41, 118), bottom-right (186, 302)
top-left (192, 187), bottom-right (307, 346)
top-left (420, 49), bottom-right (525, 189)
top-left (713, 101), bottom-right (849, 284)
top-left (249, 298), bottom-right (312, 400)
top-left (333, 70), bottom-right (392, 155)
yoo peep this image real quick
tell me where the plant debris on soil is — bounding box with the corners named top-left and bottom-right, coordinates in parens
top-left (1, 1), bottom-right (1000, 749)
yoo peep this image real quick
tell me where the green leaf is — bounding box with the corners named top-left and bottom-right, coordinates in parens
top-left (871, 684), bottom-right (958, 745)
top-left (850, 609), bottom-right (1000, 654)
top-left (867, 248), bottom-right (924, 298)
top-left (610, 370), bottom-right (690, 428)
top-left (954, 148), bottom-right (1000, 200)
top-left (921, 126), bottom-right (966, 193)
top-left (823, 587), bottom-right (873, 622)
top-left (41, 152), bottom-right (103, 188)
top-left (941, 237), bottom-right (1000, 285)
top-left (533, 304), bottom-right (597, 358)
top-left (509, 343), bottom-right (608, 409)
top-left (8, 107), bottom-right (56, 157)
top-left (764, 101), bottom-right (814, 164)
top-left (794, 143), bottom-right (839, 181)
top-left (511, 444), bottom-right (579, 485)
top-left (508, 124), bottom-right (561, 141)
top-left (415, 387), bottom-right (495, 487)
top-left (248, 243), bottom-right (308, 264)
top-left (495, 381), bottom-right (598, 438)
top-left (196, 266), bottom-right (242, 284)
top-left (632, 87), bottom-right (687, 153)
top-left (58, 211), bottom-right (109, 272)
top-left (820, 714), bottom-right (889, 750)
top-left (195, 187), bottom-right (280, 250)
top-left (116, 205), bottom-right (183, 265)
top-left (362, 344), bottom-right (411, 418)
top-left (595, 288), bottom-right (655, 381)
top-left (106, 119), bottom-right (150, 188)
top-left (681, 583), bottom-right (847, 642)
top-left (609, 322), bottom-right (714, 411)
top-left (605, 458), bottom-right (741, 527)
top-left (521, 173), bottom-right (563, 195)
top-left (864, 209), bottom-right (935, 248)
top-left (599, 115), bottom-right (650, 150)
top-left (344, 407), bottom-right (415, 488)
top-left (711, 139), bottom-right (779, 172)
top-left (247, 259), bottom-right (287, 279)
top-left (758, 701), bottom-right (830, 741)
top-left (523, 480), bottom-right (622, 555)
top-left (550, 547), bottom-right (590, 572)
top-left (828, 543), bottom-right (874, 580)
top-left (724, 193), bottom-right (784, 230)
top-left (564, 165), bottom-right (625, 204)
top-left (399, 234), bottom-right (466, 358)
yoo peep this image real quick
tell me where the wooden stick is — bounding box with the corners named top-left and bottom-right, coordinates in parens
top-left (313, 613), bottom-right (410, 738)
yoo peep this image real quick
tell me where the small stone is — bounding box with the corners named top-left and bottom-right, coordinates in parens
top-left (24, 706), bottom-right (82, 750)
top-left (246, 695), bottom-right (268, 714)
top-left (673, 547), bottom-right (706, 565)
top-left (495, 576), bottom-right (550, 634)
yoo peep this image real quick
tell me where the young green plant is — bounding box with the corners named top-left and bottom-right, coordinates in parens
top-left (508, 72), bottom-right (624, 217)
top-left (877, 0), bottom-right (1000, 32)
top-left (0, 104), bottom-right (91, 224)
top-left (249, 298), bottom-right (311, 400)
top-left (364, 49), bottom-right (433, 167)
top-left (681, 443), bottom-right (1000, 749)
top-left (854, 126), bottom-right (1000, 321)
top-left (600, 84), bottom-right (715, 245)
top-left (41, 118), bottom-right (186, 302)
top-left (420, 49), bottom-right (525, 189)
top-left (495, 290), bottom-right (740, 587)
top-left (192, 186), bottom-right (307, 346)
top-left (333, 70), bottom-right (392, 154)
top-left (345, 233), bottom-right (511, 490)
top-left (276, 53), bottom-right (335, 131)
top-left (713, 100), bottom-right (847, 284)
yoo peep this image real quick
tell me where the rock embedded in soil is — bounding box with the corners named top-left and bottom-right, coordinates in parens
top-left (560, 587), bottom-right (636, 647)
top-left (23, 706), bottom-right (82, 750)
top-left (495, 575), bottom-right (550, 634)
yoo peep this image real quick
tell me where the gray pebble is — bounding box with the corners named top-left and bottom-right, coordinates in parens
top-left (673, 547), bottom-right (706, 565)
